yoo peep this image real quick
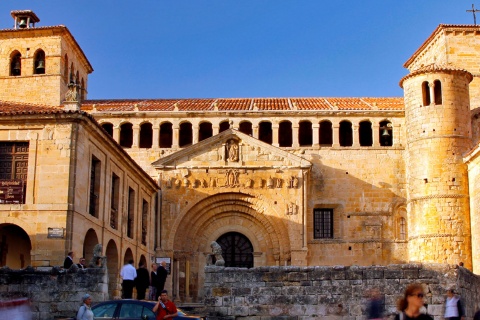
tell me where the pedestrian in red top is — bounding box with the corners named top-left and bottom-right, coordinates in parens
top-left (152, 290), bottom-right (178, 320)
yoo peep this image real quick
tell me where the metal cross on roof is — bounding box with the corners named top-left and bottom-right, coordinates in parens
top-left (467, 4), bottom-right (480, 25)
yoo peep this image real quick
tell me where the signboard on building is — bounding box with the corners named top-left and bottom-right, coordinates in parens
top-left (47, 228), bottom-right (65, 239)
top-left (0, 180), bottom-right (24, 204)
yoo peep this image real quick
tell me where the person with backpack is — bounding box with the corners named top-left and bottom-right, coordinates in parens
top-left (76, 294), bottom-right (94, 320)
top-left (395, 284), bottom-right (433, 320)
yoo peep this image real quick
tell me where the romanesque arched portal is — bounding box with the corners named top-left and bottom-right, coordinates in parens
top-left (168, 192), bottom-right (291, 301)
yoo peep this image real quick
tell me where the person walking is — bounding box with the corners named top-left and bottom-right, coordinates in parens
top-left (120, 259), bottom-right (137, 299)
top-left (395, 283), bottom-right (432, 320)
top-left (444, 289), bottom-right (465, 320)
top-left (63, 251), bottom-right (74, 269)
top-left (76, 293), bottom-right (94, 320)
top-left (152, 290), bottom-right (178, 320)
top-left (135, 262), bottom-right (150, 300)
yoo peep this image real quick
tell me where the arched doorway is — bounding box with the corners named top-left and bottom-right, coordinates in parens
top-left (216, 232), bottom-right (253, 268)
top-left (106, 240), bottom-right (119, 299)
top-left (0, 224), bottom-right (31, 269)
top-left (83, 229), bottom-right (99, 265)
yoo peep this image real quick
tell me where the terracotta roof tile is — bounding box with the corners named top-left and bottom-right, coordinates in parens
top-left (325, 98), bottom-right (370, 110)
top-left (215, 98), bottom-right (252, 111)
top-left (253, 98), bottom-right (290, 110)
top-left (360, 97), bottom-right (404, 110)
top-left (83, 97), bottom-right (404, 112)
top-left (290, 98), bottom-right (331, 110)
top-left (0, 100), bottom-right (62, 114)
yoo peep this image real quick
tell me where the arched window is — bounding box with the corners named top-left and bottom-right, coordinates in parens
top-left (339, 121), bottom-right (353, 147)
top-left (160, 122), bottom-right (173, 148)
top-left (119, 123), bottom-right (133, 148)
top-left (399, 217), bottom-right (406, 241)
top-left (64, 54), bottom-right (69, 81)
top-left (199, 122), bottom-right (213, 142)
top-left (80, 78), bottom-right (85, 101)
top-left (239, 121), bottom-right (252, 136)
top-left (259, 121), bottom-right (272, 144)
top-left (101, 123), bottom-right (114, 137)
top-left (219, 121), bottom-right (230, 133)
top-left (69, 63), bottom-right (75, 83)
top-left (279, 121), bottom-right (292, 147)
top-left (75, 71), bottom-right (79, 85)
top-left (299, 121), bottom-right (313, 146)
top-left (10, 51), bottom-right (21, 76)
top-left (359, 121), bottom-right (373, 146)
top-left (179, 122), bottom-right (193, 147)
top-left (379, 120), bottom-right (393, 147)
top-left (434, 80), bottom-right (442, 105)
top-left (319, 121), bottom-right (333, 146)
top-left (33, 49), bottom-right (45, 74)
top-left (422, 81), bottom-right (430, 106)
top-left (139, 123), bottom-right (153, 148)
top-left (216, 232), bottom-right (253, 268)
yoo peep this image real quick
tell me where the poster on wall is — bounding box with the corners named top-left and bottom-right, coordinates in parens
top-left (156, 257), bottom-right (171, 274)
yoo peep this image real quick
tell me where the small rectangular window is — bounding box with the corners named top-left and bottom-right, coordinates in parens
top-left (110, 173), bottom-right (120, 229)
top-left (314, 208), bottom-right (333, 239)
top-left (89, 156), bottom-right (101, 217)
top-left (127, 187), bottom-right (135, 239)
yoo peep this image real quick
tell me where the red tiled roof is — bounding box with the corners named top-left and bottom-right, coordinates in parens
top-left (0, 100), bottom-right (63, 114)
top-left (83, 97), bottom-right (404, 112)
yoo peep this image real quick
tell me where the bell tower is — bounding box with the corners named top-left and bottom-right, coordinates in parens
top-left (0, 10), bottom-right (93, 106)
top-left (401, 65), bottom-right (473, 267)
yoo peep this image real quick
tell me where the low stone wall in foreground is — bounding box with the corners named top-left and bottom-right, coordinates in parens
top-left (204, 264), bottom-right (480, 320)
top-left (0, 266), bottom-right (108, 320)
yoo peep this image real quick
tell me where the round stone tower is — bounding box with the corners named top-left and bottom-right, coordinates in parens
top-left (400, 64), bottom-right (473, 268)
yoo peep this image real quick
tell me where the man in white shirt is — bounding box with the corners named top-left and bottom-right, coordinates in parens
top-left (120, 259), bottom-right (137, 299)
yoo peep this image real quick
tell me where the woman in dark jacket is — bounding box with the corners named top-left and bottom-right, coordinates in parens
top-left (395, 284), bottom-right (433, 320)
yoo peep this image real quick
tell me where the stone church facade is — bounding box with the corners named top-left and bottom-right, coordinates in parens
top-left (0, 11), bottom-right (480, 301)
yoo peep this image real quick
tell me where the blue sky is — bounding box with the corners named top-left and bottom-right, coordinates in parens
top-left (0, 1), bottom-right (475, 99)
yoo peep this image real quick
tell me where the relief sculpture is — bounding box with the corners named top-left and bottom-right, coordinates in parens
top-left (227, 139), bottom-right (239, 162)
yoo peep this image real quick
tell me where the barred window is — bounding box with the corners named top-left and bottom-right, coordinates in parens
top-left (314, 208), bottom-right (333, 239)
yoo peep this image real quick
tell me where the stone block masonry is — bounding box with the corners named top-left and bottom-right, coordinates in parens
top-left (203, 264), bottom-right (480, 320)
top-left (0, 266), bottom-right (108, 320)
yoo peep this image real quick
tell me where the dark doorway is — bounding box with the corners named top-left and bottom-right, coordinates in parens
top-left (216, 232), bottom-right (253, 268)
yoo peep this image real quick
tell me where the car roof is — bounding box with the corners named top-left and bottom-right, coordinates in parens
top-left (93, 299), bottom-right (155, 308)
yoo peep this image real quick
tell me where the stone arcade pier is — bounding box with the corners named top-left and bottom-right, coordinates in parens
top-left (203, 264), bottom-right (480, 320)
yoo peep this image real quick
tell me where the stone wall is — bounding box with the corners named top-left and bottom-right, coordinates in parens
top-left (204, 264), bottom-right (480, 320)
top-left (0, 266), bottom-right (108, 320)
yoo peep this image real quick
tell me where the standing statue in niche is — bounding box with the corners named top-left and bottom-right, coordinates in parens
top-left (227, 140), bottom-right (239, 162)
top-left (207, 241), bottom-right (225, 266)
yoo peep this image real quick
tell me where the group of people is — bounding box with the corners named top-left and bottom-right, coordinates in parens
top-left (120, 259), bottom-right (168, 300)
top-left (366, 285), bottom-right (466, 320)
top-left (63, 251), bottom-right (87, 269)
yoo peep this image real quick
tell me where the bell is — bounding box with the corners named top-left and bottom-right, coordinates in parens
top-left (13, 60), bottom-right (21, 72)
top-left (381, 128), bottom-right (390, 137)
top-left (18, 18), bottom-right (27, 29)
top-left (36, 60), bottom-right (45, 70)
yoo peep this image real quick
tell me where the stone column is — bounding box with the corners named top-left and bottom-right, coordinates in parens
top-left (372, 123), bottom-right (380, 147)
top-left (213, 125), bottom-right (220, 136)
top-left (132, 125), bottom-right (140, 148)
top-left (292, 125), bottom-right (300, 148)
top-left (152, 126), bottom-right (160, 148)
top-left (113, 125), bottom-right (120, 144)
top-left (312, 124), bottom-right (320, 147)
top-left (429, 82), bottom-right (435, 105)
top-left (253, 126), bottom-right (259, 140)
top-left (172, 125), bottom-right (179, 148)
top-left (193, 125), bottom-right (199, 144)
top-left (332, 124), bottom-right (340, 147)
top-left (392, 124), bottom-right (400, 147)
top-left (352, 124), bottom-right (360, 147)
top-left (272, 124), bottom-right (279, 147)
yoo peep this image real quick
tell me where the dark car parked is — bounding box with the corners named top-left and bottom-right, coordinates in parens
top-left (91, 299), bottom-right (204, 320)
